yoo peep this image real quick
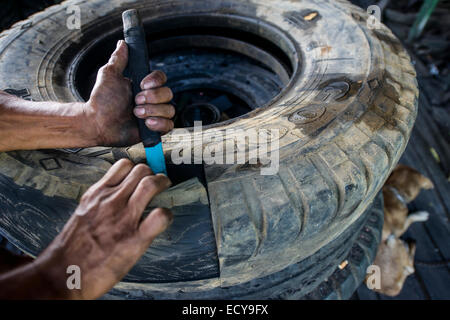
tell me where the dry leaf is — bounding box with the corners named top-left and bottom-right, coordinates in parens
top-left (429, 147), bottom-right (440, 163)
top-left (304, 12), bottom-right (318, 21)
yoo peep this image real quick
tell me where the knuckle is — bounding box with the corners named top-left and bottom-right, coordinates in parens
top-left (141, 176), bottom-right (159, 192)
top-left (135, 163), bottom-right (151, 175)
top-left (135, 163), bottom-right (147, 170)
top-left (154, 207), bottom-right (173, 221)
top-left (115, 49), bottom-right (126, 60)
top-left (153, 70), bottom-right (167, 83)
top-left (160, 119), bottom-right (171, 131)
top-left (167, 104), bottom-right (176, 118)
top-left (108, 186), bottom-right (127, 202)
top-left (80, 189), bottom-right (93, 203)
top-left (80, 187), bottom-right (110, 211)
top-left (118, 158), bottom-right (133, 165)
top-left (162, 120), bottom-right (171, 131)
top-left (116, 158), bottom-right (133, 169)
top-left (102, 197), bottom-right (117, 210)
top-left (154, 88), bottom-right (171, 101)
top-left (89, 180), bottom-right (106, 194)
top-left (142, 90), bottom-right (154, 102)
top-left (150, 90), bottom-right (160, 101)
top-left (101, 197), bottom-right (124, 214)
top-left (165, 87), bottom-right (174, 100)
top-left (98, 65), bottom-right (108, 75)
top-left (156, 174), bottom-right (171, 187)
top-left (144, 105), bottom-right (155, 115)
top-left (135, 93), bottom-right (145, 102)
top-left (100, 64), bottom-right (114, 74)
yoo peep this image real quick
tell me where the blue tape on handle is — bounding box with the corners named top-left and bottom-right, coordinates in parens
top-left (145, 142), bottom-right (167, 175)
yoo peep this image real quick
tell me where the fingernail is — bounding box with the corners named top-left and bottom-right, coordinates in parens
top-left (167, 213), bottom-right (174, 225)
top-left (146, 118), bottom-right (157, 126)
top-left (143, 81), bottom-right (154, 90)
top-left (151, 210), bottom-right (172, 232)
top-left (160, 208), bottom-right (174, 225)
top-left (134, 107), bottom-right (145, 116)
top-left (156, 173), bottom-right (172, 186)
top-left (136, 95), bottom-right (146, 104)
top-left (116, 40), bottom-right (122, 48)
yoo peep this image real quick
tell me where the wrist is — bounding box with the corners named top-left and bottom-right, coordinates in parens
top-left (0, 90), bottom-right (20, 104)
top-left (81, 100), bottom-right (108, 147)
top-left (32, 251), bottom-right (82, 300)
top-left (74, 101), bottom-right (100, 147)
top-left (0, 96), bottom-right (100, 151)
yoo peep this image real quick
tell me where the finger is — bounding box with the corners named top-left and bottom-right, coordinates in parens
top-left (106, 40), bottom-right (129, 74)
top-left (99, 158), bottom-right (134, 187)
top-left (140, 70), bottom-right (167, 90)
top-left (117, 163), bottom-right (153, 198)
top-left (134, 104), bottom-right (175, 119)
top-left (128, 174), bottom-right (172, 215)
top-left (135, 87), bottom-right (173, 105)
top-left (138, 208), bottom-right (173, 245)
top-left (145, 117), bottom-right (174, 134)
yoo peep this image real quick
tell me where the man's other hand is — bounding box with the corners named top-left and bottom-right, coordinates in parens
top-left (34, 159), bottom-right (173, 299)
top-left (85, 40), bottom-right (175, 147)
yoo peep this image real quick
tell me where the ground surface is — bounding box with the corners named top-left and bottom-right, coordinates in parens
top-left (350, 0), bottom-right (450, 300)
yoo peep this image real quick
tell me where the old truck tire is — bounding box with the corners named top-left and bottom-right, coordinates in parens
top-left (102, 192), bottom-right (384, 300)
top-left (0, 0), bottom-right (417, 298)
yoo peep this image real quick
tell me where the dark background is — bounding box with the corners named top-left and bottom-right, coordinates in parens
top-left (0, 0), bottom-right (63, 31)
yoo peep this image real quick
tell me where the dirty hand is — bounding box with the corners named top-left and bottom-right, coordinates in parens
top-left (34, 159), bottom-right (172, 299)
top-left (84, 40), bottom-right (175, 147)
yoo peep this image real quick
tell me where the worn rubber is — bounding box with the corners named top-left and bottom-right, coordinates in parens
top-left (103, 192), bottom-right (383, 299)
top-left (0, 0), bottom-right (417, 298)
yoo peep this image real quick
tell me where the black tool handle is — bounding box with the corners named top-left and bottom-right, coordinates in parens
top-left (122, 9), bottom-right (161, 148)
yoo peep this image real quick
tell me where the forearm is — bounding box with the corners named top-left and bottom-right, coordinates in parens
top-left (0, 91), bottom-right (97, 151)
top-left (0, 257), bottom-right (75, 300)
top-left (0, 247), bottom-right (33, 274)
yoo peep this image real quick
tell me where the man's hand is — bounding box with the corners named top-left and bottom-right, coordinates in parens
top-left (0, 159), bottom-right (173, 299)
top-left (85, 40), bottom-right (175, 147)
top-left (40, 159), bottom-right (172, 299)
top-left (0, 40), bottom-right (174, 152)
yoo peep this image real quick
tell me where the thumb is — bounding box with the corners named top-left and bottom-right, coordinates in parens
top-left (138, 208), bottom-right (173, 245)
top-left (107, 40), bottom-right (128, 74)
